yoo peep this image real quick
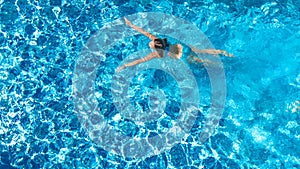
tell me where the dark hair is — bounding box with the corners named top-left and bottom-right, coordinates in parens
top-left (154, 38), bottom-right (168, 50)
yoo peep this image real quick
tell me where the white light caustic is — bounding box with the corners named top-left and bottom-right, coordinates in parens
top-left (72, 12), bottom-right (226, 159)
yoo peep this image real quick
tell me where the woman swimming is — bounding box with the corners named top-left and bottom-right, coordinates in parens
top-left (117, 18), bottom-right (233, 73)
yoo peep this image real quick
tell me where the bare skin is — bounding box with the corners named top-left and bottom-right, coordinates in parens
top-left (190, 46), bottom-right (234, 57)
top-left (117, 18), bottom-right (233, 72)
top-left (117, 52), bottom-right (159, 72)
top-left (125, 17), bottom-right (158, 41)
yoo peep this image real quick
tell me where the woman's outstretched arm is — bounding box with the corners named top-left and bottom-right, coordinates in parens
top-left (117, 52), bottom-right (160, 73)
top-left (124, 17), bottom-right (158, 41)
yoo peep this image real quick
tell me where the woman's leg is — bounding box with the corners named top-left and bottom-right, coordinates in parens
top-left (187, 54), bottom-right (204, 64)
top-left (190, 46), bottom-right (234, 57)
top-left (187, 54), bottom-right (216, 65)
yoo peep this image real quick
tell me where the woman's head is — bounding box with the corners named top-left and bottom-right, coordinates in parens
top-left (149, 38), bottom-right (168, 49)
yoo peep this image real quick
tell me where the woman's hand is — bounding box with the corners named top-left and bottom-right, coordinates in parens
top-left (116, 65), bottom-right (126, 73)
top-left (124, 17), bottom-right (132, 26)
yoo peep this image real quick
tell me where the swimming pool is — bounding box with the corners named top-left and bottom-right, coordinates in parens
top-left (1, 0), bottom-right (299, 168)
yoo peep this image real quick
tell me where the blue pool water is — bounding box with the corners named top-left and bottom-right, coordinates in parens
top-left (1, 0), bottom-right (300, 168)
